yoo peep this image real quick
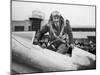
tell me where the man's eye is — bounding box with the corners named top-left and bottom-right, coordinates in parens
top-left (54, 17), bottom-right (59, 19)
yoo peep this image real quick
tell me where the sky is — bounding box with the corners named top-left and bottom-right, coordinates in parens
top-left (12, 1), bottom-right (95, 28)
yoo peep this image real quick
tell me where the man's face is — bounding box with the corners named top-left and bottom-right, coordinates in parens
top-left (52, 15), bottom-right (60, 23)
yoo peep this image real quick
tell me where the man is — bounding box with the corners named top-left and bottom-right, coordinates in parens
top-left (33, 11), bottom-right (74, 56)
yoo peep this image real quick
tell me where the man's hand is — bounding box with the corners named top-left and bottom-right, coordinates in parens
top-left (33, 39), bottom-right (38, 45)
top-left (70, 44), bottom-right (74, 49)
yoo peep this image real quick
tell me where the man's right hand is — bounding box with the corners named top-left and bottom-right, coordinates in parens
top-left (33, 39), bottom-right (38, 45)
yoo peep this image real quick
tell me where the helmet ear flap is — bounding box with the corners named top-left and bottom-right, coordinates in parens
top-left (66, 19), bottom-right (70, 24)
top-left (49, 14), bottom-right (53, 22)
top-left (60, 15), bottom-right (64, 25)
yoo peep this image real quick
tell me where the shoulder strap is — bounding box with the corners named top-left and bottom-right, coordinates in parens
top-left (49, 21), bottom-right (66, 38)
top-left (59, 21), bottom-right (66, 37)
top-left (50, 23), bottom-right (58, 38)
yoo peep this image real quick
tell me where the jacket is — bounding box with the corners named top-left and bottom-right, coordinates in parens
top-left (34, 19), bottom-right (74, 44)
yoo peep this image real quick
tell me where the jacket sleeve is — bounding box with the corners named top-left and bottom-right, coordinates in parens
top-left (65, 20), bottom-right (74, 44)
top-left (34, 24), bottom-right (49, 42)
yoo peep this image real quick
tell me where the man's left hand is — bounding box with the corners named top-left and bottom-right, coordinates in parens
top-left (70, 44), bottom-right (74, 49)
